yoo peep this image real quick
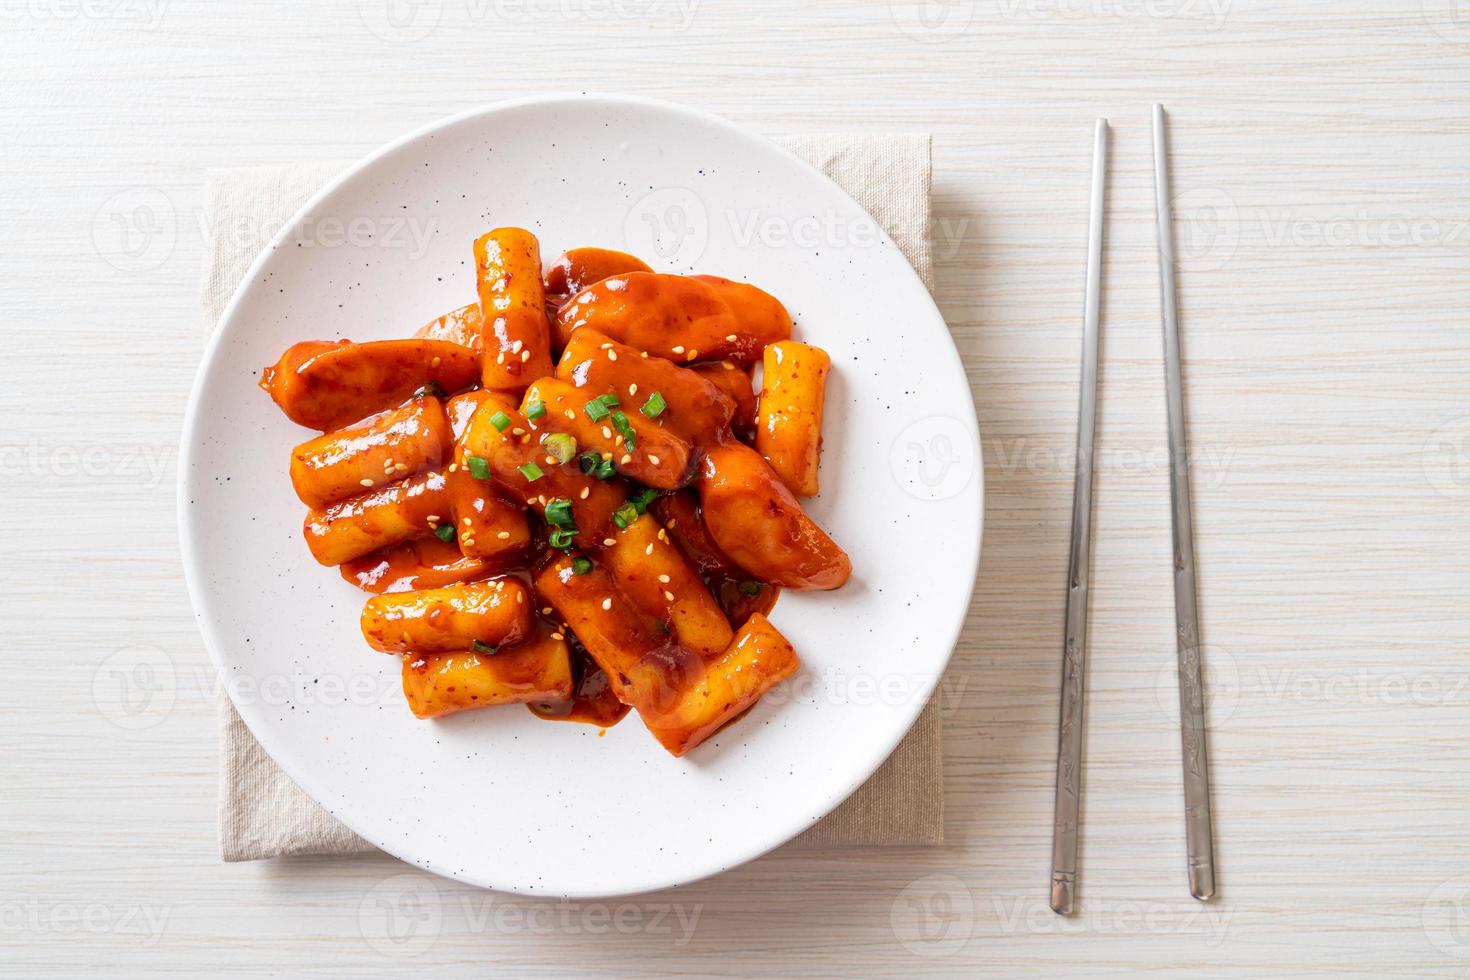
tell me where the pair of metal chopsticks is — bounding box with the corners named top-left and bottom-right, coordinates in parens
top-left (1048, 107), bottom-right (1216, 916)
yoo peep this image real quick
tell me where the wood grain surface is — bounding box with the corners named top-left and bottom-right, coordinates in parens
top-left (4, 2), bottom-right (1470, 976)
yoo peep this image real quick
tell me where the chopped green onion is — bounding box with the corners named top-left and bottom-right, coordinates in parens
top-left (594, 457), bottom-right (616, 480)
top-left (466, 455), bottom-right (491, 481)
top-left (526, 399), bottom-right (546, 421)
top-left (471, 640), bottom-right (498, 655)
top-left (488, 410), bottom-right (512, 432)
top-left (571, 556), bottom-right (593, 576)
top-left (578, 451), bottom-right (601, 475)
top-left (630, 487), bottom-right (659, 515)
top-left (611, 501), bottom-right (640, 529)
top-left (738, 580), bottom-right (763, 596)
top-left (413, 381), bottom-right (446, 399)
top-left (433, 523), bottom-right (456, 543)
top-left (641, 391), bottom-right (667, 418)
top-left (548, 527), bottom-right (577, 549)
top-left (518, 461), bottom-right (544, 482)
top-left (609, 410), bottom-right (635, 450)
top-left (583, 392), bottom-right (621, 422)
top-left (541, 432), bottom-right (578, 464)
top-left (544, 498), bottom-right (575, 529)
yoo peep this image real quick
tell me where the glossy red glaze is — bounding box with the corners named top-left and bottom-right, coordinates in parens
top-left (696, 440), bottom-right (850, 591)
top-left (260, 339), bottom-right (480, 431)
top-left (340, 537), bottom-right (490, 594)
top-left (289, 397), bottom-right (452, 509)
top-left (556, 273), bottom-right (791, 366)
top-left (527, 646), bottom-right (631, 729)
top-left (522, 377), bottom-right (694, 490)
top-left (556, 329), bottom-right (735, 446)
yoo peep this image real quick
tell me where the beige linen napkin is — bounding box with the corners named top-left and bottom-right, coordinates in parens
top-left (206, 134), bottom-right (945, 861)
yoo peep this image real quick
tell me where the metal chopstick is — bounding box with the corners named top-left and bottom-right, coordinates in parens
top-left (1050, 118), bottom-right (1107, 916)
top-left (1150, 104), bottom-right (1218, 902)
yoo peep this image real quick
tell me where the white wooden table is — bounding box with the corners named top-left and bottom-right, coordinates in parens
top-left (5, 2), bottom-right (1470, 975)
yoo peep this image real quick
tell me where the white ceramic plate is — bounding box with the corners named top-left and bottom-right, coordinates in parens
top-left (180, 94), bottom-right (982, 897)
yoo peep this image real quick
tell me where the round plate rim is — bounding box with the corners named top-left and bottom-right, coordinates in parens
top-left (177, 92), bottom-right (985, 897)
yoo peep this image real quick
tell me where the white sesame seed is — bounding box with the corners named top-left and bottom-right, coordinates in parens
top-left (640, 351), bottom-right (649, 359)
top-left (521, 350), bottom-right (531, 362)
top-left (657, 528), bottom-right (668, 542)
top-left (496, 531), bottom-right (510, 540)
top-left (724, 334), bottom-right (737, 342)
top-left (551, 632), bottom-right (564, 641)
top-left (601, 425), bottom-right (613, 439)
top-left (687, 349), bottom-right (698, 360)
top-left (384, 457), bottom-right (395, 467)
top-left (645, 543), bottom-right (654, 555)
top-left (448, 463), bottom-right (459, 472)
top-left (648, 454), bottom-right (660, 465)
top-left (600, 342), bottom-right (613, 350)
top-left (542, 606), bottom-right (553, 615)
top-left (607, 350), bottom-right (618, 361)
top-left (671, 345), bottom-right (685, 354)
top-left (544, 456), bottom-right (557, 466)
top-left (431, 356), bottom-right (442, 367)
top-left (579, 487), bottom-right (590, 499)
top-left (628, 383), bottom-right (638, 396)
top-left (602, 537), bottom-right (616, 547)
top-left (620, 454), bottom-right (632, 465)
top-left (427, 514), bottom-right (440, 522)
top-left (658, 574), bottom-right (670, 583)
top-left (395, 463), bottom-right (409, 472)
top-left (663, 590), bottom-right (675, 601)
top-left (497, 352), bottom-right (506, 365)
top-left (463, 517), bottom-right (472, 525)
top-left (601, 597), bottom-right (612, 610)
top-left (564, 409), bottom-right (575, 420)
top-left (515, 592), bottom-right (523, 604)
top-left (511, 339), bottom-right (524, 353)
top-left (602, 452), bottom-right (612, 461)
top-left (512, 427), bottom-right (525, 435)
top-left (360, 478), bottom-right (373, 487)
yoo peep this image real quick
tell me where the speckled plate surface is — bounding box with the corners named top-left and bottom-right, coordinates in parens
top-left (179, 94), bottom-right (982, 897)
